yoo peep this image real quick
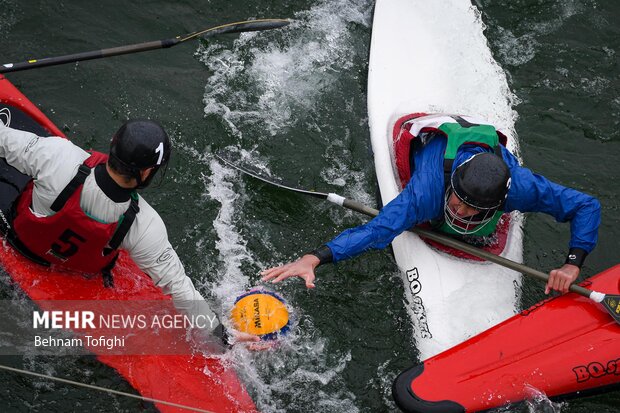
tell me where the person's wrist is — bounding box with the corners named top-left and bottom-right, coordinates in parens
top-left (307, 245), bottom-right (333, 267)
top-left (565, 248), bottom-right (587, 268)
top-left (303, 254), bottom-right (321, 268)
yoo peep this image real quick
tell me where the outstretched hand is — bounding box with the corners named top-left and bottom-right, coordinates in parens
top-left (546, 263), bottom-right (580, 294)
top-left (229, 329), bottom-right (278, 351)
top-left (260, 254), bottom-right (320, 289)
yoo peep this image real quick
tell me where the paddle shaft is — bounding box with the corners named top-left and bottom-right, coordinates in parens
top-left (1, 39), bottom-right (179, 73)
top-left (0, 19), bottom-right (289, 74)
top-left (340, 197), bottom-right (593, 298)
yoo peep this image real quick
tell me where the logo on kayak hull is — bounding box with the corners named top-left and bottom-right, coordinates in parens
top-left (405, 267), bottom-right (432, 339)
top-left (0, 107), bottom-right (11, 127)
top-left (573, 358), bottom-right (620, 382)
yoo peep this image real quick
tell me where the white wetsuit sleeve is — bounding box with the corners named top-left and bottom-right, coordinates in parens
top-left (0, 125), bottom-right (89, 215)
top-left (121, 199), bottom-right (222, 334)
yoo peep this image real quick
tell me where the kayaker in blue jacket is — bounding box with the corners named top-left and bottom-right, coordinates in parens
top-left (261, 114), bottom-right (601, 295)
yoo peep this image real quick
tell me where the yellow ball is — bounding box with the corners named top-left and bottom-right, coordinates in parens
top-left (230, 290), bottom-right (290, 339)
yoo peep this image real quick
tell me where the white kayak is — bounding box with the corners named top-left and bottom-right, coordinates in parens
top-left (367, 0), bottom-right (524, 359)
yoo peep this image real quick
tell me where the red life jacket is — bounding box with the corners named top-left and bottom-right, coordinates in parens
top-left (11, 151), bottom-right (139, 286)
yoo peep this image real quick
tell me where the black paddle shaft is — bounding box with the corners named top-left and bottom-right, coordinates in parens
top-left (1, 39), bottom-right (179, 73)
top-left (0, 19), bottom-right (290, 74)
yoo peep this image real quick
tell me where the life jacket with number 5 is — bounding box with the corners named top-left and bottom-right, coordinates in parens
top-left (10, 151), bottom-right (139, 286)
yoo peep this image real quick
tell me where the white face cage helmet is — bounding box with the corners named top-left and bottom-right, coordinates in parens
top-left (443, 153), bottom-right (511, 235)
top-left (443, 188), bottom-right (500, 234)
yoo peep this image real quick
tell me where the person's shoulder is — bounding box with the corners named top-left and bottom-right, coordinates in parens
top-left (40, 136), bottom-right (89, 155)
top-left (134, 195), bottom-right (166, 228)
top-left (499, 145), bottom-right (520, 168)
top-left (122, 194), bottom-right (169, 249)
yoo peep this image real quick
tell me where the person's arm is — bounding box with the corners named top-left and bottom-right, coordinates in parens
top-left (124, 208), bottom-right (222, 327)
top-left (502, 147), bottom-right (601, 293)
top-left (122, 201), bottom-right (258, 348)
top-left (324, 175), bottom-right (436, 262)
top-left (322, 138), bottom-right (447, 264)
top-left (262, 140), bottom-right (446, 286)
top-left (260, 183), bottom-right (428, 286)
top-left (0, 125), bottom-right (88, 212)
top-left (0, 125), bottom-right (72, 178)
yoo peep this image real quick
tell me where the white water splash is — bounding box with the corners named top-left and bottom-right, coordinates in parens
top-left (320, 133), bottom-right (376, 222)
top-left (200, 0), bottom-right (372, 137)
top-left (192, 144), bottom-right (360, 412)
top-left (204, 156), bottom-right (255, 299)
top-left (523, 384), bottom-right (566, 412)
top-left (199, 0), bottom-right (375, 221)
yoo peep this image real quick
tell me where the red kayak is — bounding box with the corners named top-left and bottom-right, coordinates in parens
top-left (393, 265), bottom-right (620, 412)
top-left (0, 74), bottom-right (257, 413)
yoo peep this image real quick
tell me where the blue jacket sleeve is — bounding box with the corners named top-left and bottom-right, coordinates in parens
top-left (326, 138), bottom-right (446, 263)
top-left (502, 147), bottom-right (601, 253)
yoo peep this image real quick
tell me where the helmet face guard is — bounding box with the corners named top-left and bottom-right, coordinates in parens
top-left (443, 189), bottom-right (498, 234)
top-left (443, 152), bottom-right (511, 235)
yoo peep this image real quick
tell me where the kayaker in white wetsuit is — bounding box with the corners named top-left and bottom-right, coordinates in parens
top-left (0, 119), bottom-right (258, 349)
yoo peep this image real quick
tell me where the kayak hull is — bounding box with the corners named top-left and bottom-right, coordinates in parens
top-left (368, 0), bottom-right (523, 359)
top-left (393, 265), bottom-right (620, 412)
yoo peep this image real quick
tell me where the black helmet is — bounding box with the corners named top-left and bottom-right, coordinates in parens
top-left (109, 119), bottom-right (171, 188)
top-left (451, 152), bottom-right (511, 210)
top-left (444, 152), bottom-right (511, 234)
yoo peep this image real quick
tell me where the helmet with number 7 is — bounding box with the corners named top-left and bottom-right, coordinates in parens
top-left (109, 119), bottom-right (171, 189)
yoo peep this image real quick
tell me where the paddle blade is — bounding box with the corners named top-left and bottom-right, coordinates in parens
top-left (601, 294), bottom-right (620, 324)
top-left (201, 19), bottom-right (290, 39)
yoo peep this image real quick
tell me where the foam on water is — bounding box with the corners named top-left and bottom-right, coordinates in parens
top-left (199, 0), bottom-right (375, 219)
top-left (523, 384), bottom-right (566, 412)
top-left (204, 156), bottom-right (255, 297)
top-left (491, 0), bottom-right (585, 68)
top-left (320, 133), bottom-right (376, 223)
top-left (200, 0), bottom-right (371, 137)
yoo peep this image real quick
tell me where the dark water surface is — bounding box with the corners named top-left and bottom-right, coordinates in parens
top-left (0, 0), bottom-right (618, 412)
